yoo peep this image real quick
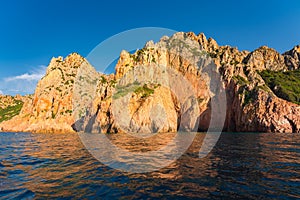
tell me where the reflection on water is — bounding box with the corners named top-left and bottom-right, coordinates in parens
top-left (79, 132), bottom-right (198, 173)
top-left (0, 132), bottom-right (300, 199)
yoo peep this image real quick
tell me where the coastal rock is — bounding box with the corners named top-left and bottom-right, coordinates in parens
top-left (184, 33), bottom-right (299, 133)
top-left (243, 46), bottom-right (286, 71)
top-left (0, 53), bottom-right (97, 133)
top-left (1, 32), bottom-right (300, 133)
top-left (283, 45), bottom-right (300, 70)
top-left (0, 94), bottom-right (30, 109)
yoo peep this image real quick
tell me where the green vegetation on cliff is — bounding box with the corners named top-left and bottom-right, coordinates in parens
top-left (134, 84), bottom-right (155, 98)
top-left (113, 82), bottom-right (158, 100)
top-left (259, 69), bottom-right (300, 105)
top-left (232, 75), bottom-right (249, 86)
top-left (0, 100), bottom-right (24, 123)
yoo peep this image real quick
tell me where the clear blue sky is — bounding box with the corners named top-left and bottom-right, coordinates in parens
top-left (0, 0), bottom-right (300, 95)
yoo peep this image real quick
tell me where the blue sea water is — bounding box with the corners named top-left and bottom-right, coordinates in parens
top-left (0, 132), bottom-right (299, 199)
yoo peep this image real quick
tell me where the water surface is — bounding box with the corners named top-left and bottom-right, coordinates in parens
top-left (0, 132), bottom-right (299, 199)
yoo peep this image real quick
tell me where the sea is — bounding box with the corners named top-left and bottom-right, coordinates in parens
top-left (0, 132), bottom-right (299, 199)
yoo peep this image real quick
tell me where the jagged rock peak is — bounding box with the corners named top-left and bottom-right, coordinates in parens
top-left (284, 45), bottom-right (300, 54)
top-left (48, 52), bottom-right (85, 67)
top-left (145, 40), bottom-right (155, 48)
top-left (186, 32), bottom-right (219, 52)
top-left (243, 45), bottom-right (286, 71)
top-left (283, 45), bottom-right (300, 70)
top-left (46, 52), bottom-right (87, 75)
top-left (284, 45), bottom-right (300, 60)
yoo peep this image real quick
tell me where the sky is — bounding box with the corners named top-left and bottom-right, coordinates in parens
top-left (0, 0), bottom-right (300, 95)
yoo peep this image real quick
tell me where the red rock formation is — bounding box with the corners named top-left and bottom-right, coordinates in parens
top-left (1, 32), bottom-right (299, 133)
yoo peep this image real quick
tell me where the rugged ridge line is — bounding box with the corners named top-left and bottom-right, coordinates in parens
top-left (0, 32), bottom-right (299, 133)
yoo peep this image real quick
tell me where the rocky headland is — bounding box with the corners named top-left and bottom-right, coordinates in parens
top-left (0, 32), bottom-right (299, 133)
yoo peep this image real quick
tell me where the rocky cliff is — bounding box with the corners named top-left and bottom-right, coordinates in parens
top-left (0, 32), bottom-right (299, 133)
top-left (190, 32), bottom-right (299, 132)
top-left (0, 53), bottom-right (97, 133)
top-left (0, 94), bottom-right (31, 123)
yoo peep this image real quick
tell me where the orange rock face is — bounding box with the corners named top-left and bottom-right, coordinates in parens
top-left (1, 32), bottom-right (299, 133)
top-left (0, 53), bottom-right (93, 133)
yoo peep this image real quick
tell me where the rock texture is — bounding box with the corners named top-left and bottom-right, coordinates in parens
top-left (0, 53), bottom-right (97, 133)
top-left (0, 95), bottom-right (32, 124)
top-left (0, 32), bottom-right (300, 133)
top-left (0, 94), bottom-right (29, 109)
top-left (283, 45), bottom-right (300, 70)
top-left (183, 32), bottom-right (300, 133)
top-left (78, 32), bottom-right (216, 134)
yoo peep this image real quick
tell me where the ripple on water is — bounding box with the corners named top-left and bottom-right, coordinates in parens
top-left (0, 132), bottom-right (299, 199)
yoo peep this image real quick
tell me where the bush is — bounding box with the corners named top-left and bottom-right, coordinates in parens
top-left (113, 82), bottom-right (156, 100)
top-left (0, 100), bottom-right (23, 122)
top-left (243, 89), bottom-right (257, 106)
top-left (134, 84), bottom-right (155, 98)
top-left (100, 76), bottom-right (107, 84)
top-left (232, 75), bottom-right (249, 86)
top-left (259, 69), bottom-right (300, 104)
